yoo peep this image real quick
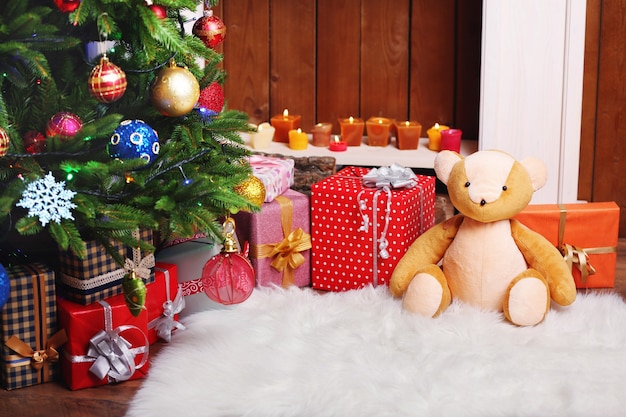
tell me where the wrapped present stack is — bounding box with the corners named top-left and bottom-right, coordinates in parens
top-left (0, 229), bottom-right (184, 391)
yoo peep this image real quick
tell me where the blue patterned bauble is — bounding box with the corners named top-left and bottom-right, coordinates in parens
top-left (108, 120), bottom-right (160, 165)
top-left (0, 263), bottom-right (9, 309)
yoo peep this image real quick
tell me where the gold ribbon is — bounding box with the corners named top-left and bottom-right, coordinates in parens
top-left (557, 204), bottom-right (616, 283)
top-left (5, 329), bottom-right (68, 371)
top-left (250, 195), bottom-right (311, 287)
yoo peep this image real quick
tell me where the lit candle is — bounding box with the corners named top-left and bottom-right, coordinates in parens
top-left (426, 123), bottom-right (450, 151)
top-left (311, 122), bottom-right (333, 147)
top-left (288, 128), bottom-right (309, 150)
top-left (270, 109), bottom-right (301, 143)
top-left (366, 117), bottom-right (393, 147)
top-left (338, 116), bottom-right (364, 146)
top-left (440, 128), bottom-right (463, 153)
top-left (394, 120), bottom-right (423, 150)
top-left (328, 135), bottom-right (347, 152)
top-left (249, 122), bottom-right (275, 149)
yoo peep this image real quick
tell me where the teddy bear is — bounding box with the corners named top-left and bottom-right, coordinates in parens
top-left (389, 149), bottom-right (577, 326)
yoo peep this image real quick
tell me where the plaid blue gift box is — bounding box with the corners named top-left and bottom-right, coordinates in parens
top-left (58, 229), bottom-right (156, 305)
top-left (0, 262), bottom-right (65, 390)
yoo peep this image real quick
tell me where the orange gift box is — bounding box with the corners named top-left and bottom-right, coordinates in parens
top-left (514, 202), bottom-right (619, 288)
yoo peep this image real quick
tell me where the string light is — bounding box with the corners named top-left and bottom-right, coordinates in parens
top-left (179, 166), bottom-right (193, 186)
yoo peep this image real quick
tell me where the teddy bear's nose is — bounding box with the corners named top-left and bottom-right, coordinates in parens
top-left (480, 199), bottom-right (486, 206)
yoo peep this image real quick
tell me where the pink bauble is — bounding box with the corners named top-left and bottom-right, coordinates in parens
top-left (202, 252), bottom-right (255, 305)
top-left (149, 4), bottom-right (167, 19)
top-left (46, 112), bottom-right (83, 141)
top-left (54, 0), bottom-right (81, 13)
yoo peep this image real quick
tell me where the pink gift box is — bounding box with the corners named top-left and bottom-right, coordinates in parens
top-left (234, 188), bottom-right (311, 287)
top-left (248, 155), bottom-right (295, 202)
top-left (311, 166), bottom-right (436, 291)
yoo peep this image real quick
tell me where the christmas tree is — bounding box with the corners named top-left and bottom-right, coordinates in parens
top-left (0, 0), bottom-right (259, 264)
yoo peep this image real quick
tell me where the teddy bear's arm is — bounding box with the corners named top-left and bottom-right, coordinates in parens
top-left (510, 219), bottom-right (577, 306)
top-left (389, 214), bottom-right (463, 297)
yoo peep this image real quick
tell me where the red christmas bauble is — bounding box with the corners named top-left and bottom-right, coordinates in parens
top-left (23, 131), bottom-right (46, 154)
top-left (46, 112), bottom-right (83, 141)
top-left (149, 4), bottom-right (167, 19)
top-left (88, 56), bottom-right (127, 103)
top-left (0, 127), bottom-right (9, 157)
top-left (54, 0), bottom-right (81, 13)
top-left (192, 10), bottom-right (226, 49)
top-left (202, 252), bottom-right (255, 305)
top-left (198, 82), bottom-right (224, 113)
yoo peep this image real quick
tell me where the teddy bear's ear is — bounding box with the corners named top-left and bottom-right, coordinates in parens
top-left (520, 157), bottom-right (548, 191)
top-left (434, 150), bottom-right (463, 186)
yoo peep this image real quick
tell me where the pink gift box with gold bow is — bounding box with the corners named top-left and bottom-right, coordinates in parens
top-left (248, 155), bottom-right (295, 202)
top-left (233, 188), bottom-right (311, 287)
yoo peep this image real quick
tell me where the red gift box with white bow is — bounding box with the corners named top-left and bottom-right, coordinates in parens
top-left (57, 294), bottom-right (150, 390)
top-left (311, 165), bottom-right (436, 291)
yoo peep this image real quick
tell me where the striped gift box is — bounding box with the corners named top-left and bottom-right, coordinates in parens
top-left (58, 229), bottom-right (156, 305)
top-left (1, 263), bottom-right (65, 390)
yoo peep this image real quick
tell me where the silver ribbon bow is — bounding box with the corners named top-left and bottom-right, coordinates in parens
top-left (153, 286), bottom-right (186, 343)
top-left (87, 329), bottom-right (136, 382)
top-left (362, 163), bottom-right (417, 189)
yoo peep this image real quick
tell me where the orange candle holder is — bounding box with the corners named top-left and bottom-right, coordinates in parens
top-left (395, 121), bottom-right (423, 150)
top-left (366, 117), bottom-right (393, 147)
top-left (338, 116), bottom-right (364, 146)
top-left (270, 109), bottom-right (301, 143)
top-left (426, 123), bottom-right (450, 151)
top-left (288, 128), bottom-right (309, 150)
top-left (311, 122), bottom-right (333, 147)
top-left (328, 135), bottom-right (347, 152)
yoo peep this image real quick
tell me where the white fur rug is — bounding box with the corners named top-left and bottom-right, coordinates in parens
top-left (126, 286), bottom-right (626, 417)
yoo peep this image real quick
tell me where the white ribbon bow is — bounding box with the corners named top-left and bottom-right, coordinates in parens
top-left (362, 163), bottom-right (417, 190)
top-left (87, 329), bottom-right (137, 382)
top-left (153, 286), bottom-right (186, 343)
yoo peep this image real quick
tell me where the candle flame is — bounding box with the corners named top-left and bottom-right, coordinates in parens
top-left (283, 109), bottom-right (289, 117)
top-left (349, 116), bottom-right (354, 123)
top-left (297, 128), bottom-right (302, 134)
top-left (378, 119), bottom-right (383, 124)
top-left (405, 121), bottom-right (410, 126)
top-left (434, 122), bottom-right (440, 129)
top-left (334, 135), bottom-right (340, 143)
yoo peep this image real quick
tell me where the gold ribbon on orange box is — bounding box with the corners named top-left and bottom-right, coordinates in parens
top-left (250, 195), bottom-right (312, 287)
top-left (557, 204), bottom-right (616, 283)
top-left (5, 329), bottom-right (68, 373)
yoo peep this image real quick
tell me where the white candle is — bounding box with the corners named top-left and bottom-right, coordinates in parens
top-left (250, 122), bottom-right (275, 149)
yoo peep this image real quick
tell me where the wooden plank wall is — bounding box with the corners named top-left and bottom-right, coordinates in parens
top-left (218, 0), bottom-right (482, 138)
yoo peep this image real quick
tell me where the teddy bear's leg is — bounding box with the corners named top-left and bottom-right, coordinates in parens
top-left (503, 269), bottom-right (550, 326)
top-left (402, 264), bottom-right (451, 318)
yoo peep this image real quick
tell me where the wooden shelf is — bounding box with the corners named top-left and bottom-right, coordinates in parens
top-left (242, 135), bottom-right (478, 169)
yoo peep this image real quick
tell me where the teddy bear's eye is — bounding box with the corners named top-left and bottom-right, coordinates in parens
top-left (502, 185), bottom-right (507, 191)
top-left (464, 182), bottom-right (470, 188)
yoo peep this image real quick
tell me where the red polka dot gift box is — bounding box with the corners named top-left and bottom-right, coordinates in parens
top-left (311, 165), bottom-right (436, 291)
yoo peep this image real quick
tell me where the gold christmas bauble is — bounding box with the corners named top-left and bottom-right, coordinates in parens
top-left (234, 175), bottom-right (266, 208)
top-left (150, 59), bottom-right (200, 117)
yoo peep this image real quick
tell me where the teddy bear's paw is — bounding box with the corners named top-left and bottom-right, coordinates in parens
top-left (504, 274), bottom-right (550, 326)
top-left (402, 271), bottom-right (451, 318)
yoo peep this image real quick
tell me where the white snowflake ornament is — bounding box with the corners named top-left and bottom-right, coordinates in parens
top-left (16, 172), bottom-right (77, 227)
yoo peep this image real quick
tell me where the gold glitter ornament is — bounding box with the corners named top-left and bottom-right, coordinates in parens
top-left (233, 175), bottom-right (266, 208)
top-left (150, 59), bottom-right (200, 117)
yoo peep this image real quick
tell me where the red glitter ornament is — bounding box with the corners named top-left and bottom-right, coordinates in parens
top-left (198, 82), bottom-right (224, 113)
top-left (46, 112), bottom-right (83, 141)
top-left (0, 127), bottom-right (9, 157)
top-left (23, 131), bottom-right (46, 154)
top-left (201, 218), bottom-right (255, 305)
top-left (54, 0), bottom-right (81, 13)
top-left (88, 56), bottom-right (127, 103)
top-left (192, 10), bottom-right (226, 49)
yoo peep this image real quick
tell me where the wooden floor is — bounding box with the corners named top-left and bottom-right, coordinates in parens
top-left (2, 240), bottom-right (626, 417)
